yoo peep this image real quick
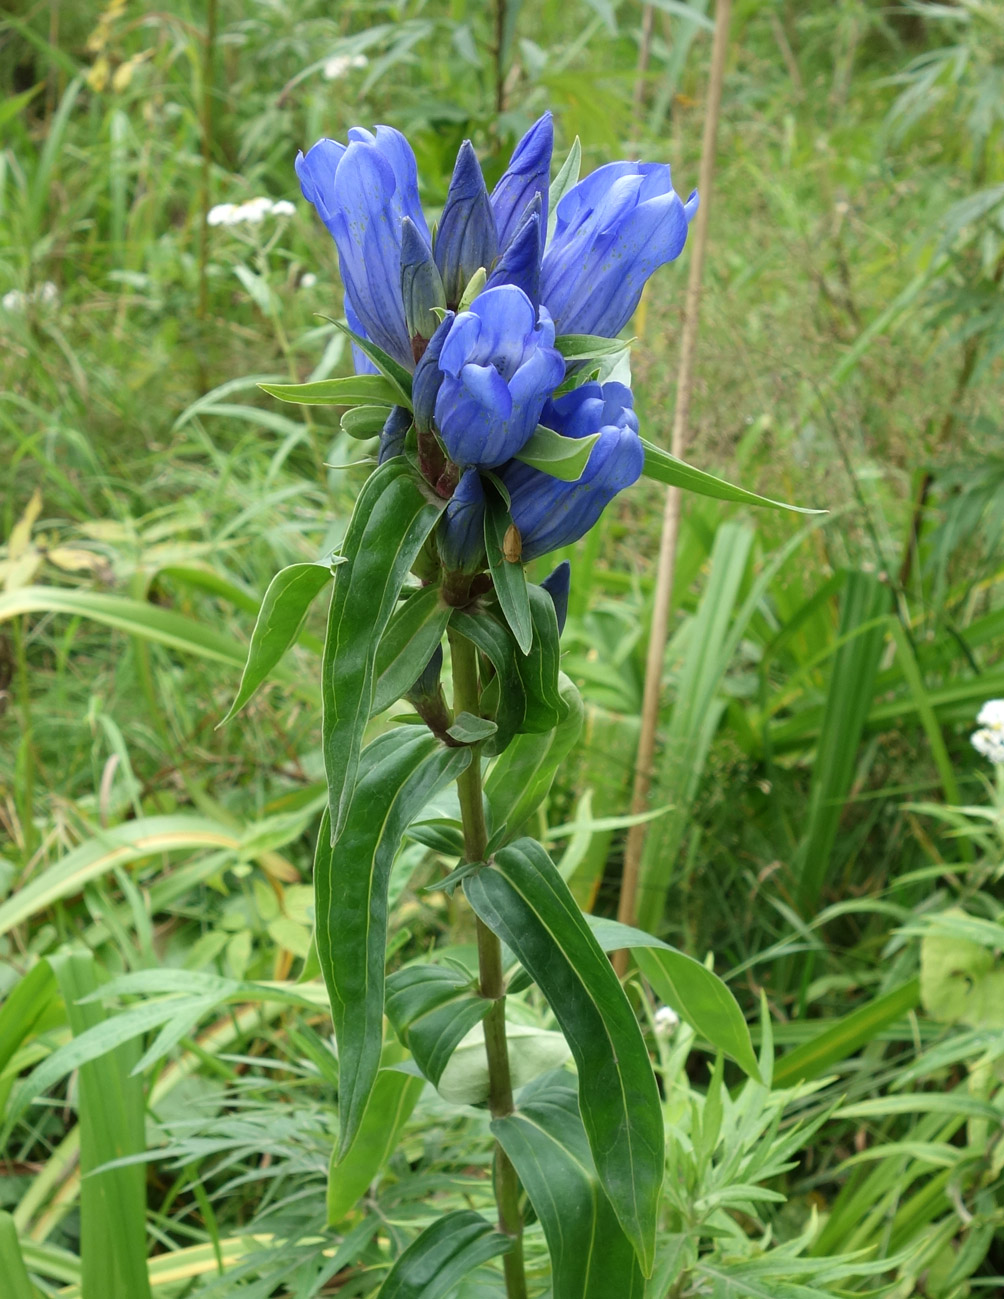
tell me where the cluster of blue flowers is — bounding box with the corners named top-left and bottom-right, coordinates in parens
top-left (296, 115), bottom-right (696, 576)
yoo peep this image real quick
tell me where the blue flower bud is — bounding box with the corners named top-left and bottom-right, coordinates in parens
top-left (406, 643), bottom-right (444, 704)
top-left (434, 141), bottom-right (498, 309)
top-left (499, 382), bottom-right (644, 561)
top-left (484, 196), bottom-right (542, 308)
top-left (378, 405), bottom-right (412, 464)
top-left (491, 113), bottom-right (553, 253)
top-left (296, 126), bottom-right (429, 370)
top-left (438, 468), bottom-right (486, 573)
top-left (412, 310), bottom-right (455, 434)
top-left (400, 216), bottom-right (446, 352)
top-left (540, 162), bottom-right (698, 338)
top-left (434, 285), bottom-right (565, 469)
top-left (540, 560), bottom-right (571, 635)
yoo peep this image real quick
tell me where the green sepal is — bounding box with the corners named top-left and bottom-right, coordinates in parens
top-left (485, 672), bottom-right (584, 839)
top-left (314, 728), bottom-right (470, 1157)
top-left (385, 964), bottom-right (488, 1087)
top-left (554, 333), bottom-right (631, 362)
top-left (513, 423), bottom-right (600, 481)
top-left (492, 1072), bottom-right (645, 1299)
top-left (640, 438), bottom-right (823, 514)
top-left (584, 916), bottom-right (761, 1082)
top-left (464, 839), bottom-right (663, 1274)
top-left (221, 560), bottom-right (336, 724)
top-left (259, 374), bottom-right (399, 407)
top-left (327, 1068), bottom-right (424, 1225)
top-left (334, 321), bottom-right (414, 409)
top-left (321, 459), bottom-right (443, 838)
top-left (483, 480), bottom-right (532, 654)
top-left (376, 1210), bottom-right (511, 1299)
top-left (372, 586), bottom-right (452, 716)
top-left (341, 404), bottom-right (393, 439)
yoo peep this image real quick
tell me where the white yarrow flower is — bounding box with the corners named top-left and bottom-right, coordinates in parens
top-left (300, 272), bottom-right (318, 289)
top-left (323, 53), bottom-right (368, 81)
top-left (235, 196), bottom-right (273, 224)
top-left (207, 203), bottom-right (239, 226)
top-left (270, 199), bottom-right (296, 218)
top-left (971, 699), bottom-right (1004, 765)
top-left (654, 1005), bottom-right (680, 1035)
top-left (2, 290), bottom-right (27, 312)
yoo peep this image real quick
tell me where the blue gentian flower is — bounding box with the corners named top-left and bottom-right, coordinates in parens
top-left (377, 405), bottom-right (412, 464)
top-left (296, 126), bottom-right (429, 369)
top-left (491, 113), bottom-right (553, 253)
top-left (500, 382), bottom-right (644, 561)
top-left (540, 162), bottom-right (698, 337)
top-left (437, 468), bottom-right (487, 573)
top-left (401, 216), bottom-right (446, 350)
top-left (413, 311), bottom-right (455, 434)
top-left (435, 141), bottom-right (499, 309)
top-left (434, 285), bottom-right (564, 470)
top-left (484, 196), bottom-right (542, 308)
top-left (540, 560), bottom-right (571, 634)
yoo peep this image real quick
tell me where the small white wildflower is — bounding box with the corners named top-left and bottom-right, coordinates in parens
top-left (654, 1005), bottom-right (680, 1035)
top-left (2, 290), bottom-right (27, 312)
top-left (235, 196), bottom-right (274, 225)
top-left (976, 699), bottom-right (1004, 730)
top-left (207, 203), bottom-right (239, 227)
top-left (300, 272), bottom-right (318, 289)
top-left (323, 52), bottom-right (368, 81)
top-left (971, 699), bottom-right (1004, 765)
top-left (36, 281), bottom-right (59, 306)
top-left (270, 199), bottom-right (296, 218)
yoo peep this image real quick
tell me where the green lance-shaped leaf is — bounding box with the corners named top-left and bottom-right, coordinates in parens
top-left (547, 136), bottom-right (581, 244)
top-left (492, 1073), bottom-right (645, 1299)
top-left (464, 839), bottom-right (664, 1274)
top-left (640, 438), bottom-right (823, 514)
top-left (517, 583), bottom-right (565, 732)
top-left (372, 586), bottom-right (452, 715)
top-left (327, 1068), bottom-right (425, 1226)
top-left (451, 608), bottom-right (525, 755)
top-left (221, 561), bottom-right (336, 723)
top-left (483, 480), bottom-right (532, 655)
top-left (377, 1210), bottom-right (511, 1299)
top-left (322, 459), bottom-right (443, 838)
top-left (335, 321), bottom-right (415, 409)
top-left (386, 964), bottom-right (488, 1086)
top-left (315, 728), bottom-right (470, 1156)
top-left (585, 917), bottom-right (761, 1083)
top-left (513, 424), bottom-right (601, 481)
top-left (485, 672), bottom-right (584, 840)
top-left (259, 373), bottom-right (401, 407)
top-left (554, 333), bottom-right (632, 362)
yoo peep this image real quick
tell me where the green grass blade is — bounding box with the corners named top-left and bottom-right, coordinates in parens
top-left (0, 1212), bottom-right (37, 1299)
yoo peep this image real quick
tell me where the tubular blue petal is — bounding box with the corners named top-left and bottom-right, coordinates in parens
top-left (438, 468), bottom-right (487, 573)
top-left (378, 405), bottom-right (412, 463)
top-left (413, 310), bottom-right (455, 432)
top-left (344, 297), bottom-right (379, 376)
top-left (540, 160), bottom-right (696, 338)
top-left (400, 216), bottom-right (446, 350)
top-left (435, 141), bottom-right (498, 308)
top-left (491, 113), bottom-right (553, 252)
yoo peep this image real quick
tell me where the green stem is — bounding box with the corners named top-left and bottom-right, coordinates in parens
top-left (448, 629), bottom-right (527, 1299)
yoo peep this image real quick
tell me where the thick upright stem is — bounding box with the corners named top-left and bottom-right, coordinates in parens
top-left (448, 629), bottom-right (527, 1299)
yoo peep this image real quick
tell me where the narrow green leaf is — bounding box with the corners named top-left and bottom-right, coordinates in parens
top-left (492, 1074), bottom-right (645, 1299)
top-left (259, 374), bottom-right (400, 407)
top-left (334, 322), bottom-right (414, 409)
top-left (372, 587), bottom-right (452, 715)
top-left (483, 483), bottom-right (532, 655)
top-left (51, 953), bottom-right (152, 1299)
top-left (0, 960), bottom-right (57, 1084)
top-left (377, 1210), bottom-right (510, 1299)
top-left (221, 561), bottom-right (335, 723)
top-left (516, 584), bottom-right (565, 732)
top-left (484, 673), bottom-right (584, 839)
top-left (447, 712), bottom-right (498, 743)
top-left (554, 334), bottom-right (631, 362)
top-left (772, 979), bottom-right (920, 1089)
top-left (451, 608), bottom-right (525, 755)
top-left (385, 964), bottom-right (488, 1086)
top-left (547, 136), bottom-right (581, 244)
top-left (0, 1212), bottom-right (36, 1299)
top-left (327, 1068), bottom-right (425, 1225)
top-left (640, 438), bottom-right (823, 514)
top-left (513, 424), bottom-right (601, 481)
top-left (322, 460), bottom-right (443, 837)
top-left (315, 729), bottom-right (470, 1155)
top-left (465, 839), bottom-right (663, 1274)
top-left (341, 404), bottom-right (395, 439)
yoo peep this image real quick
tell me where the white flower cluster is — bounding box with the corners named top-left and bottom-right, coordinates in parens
top-left (207, 197), bottom-right (296, 227)
top-left (971, 699), bottom-right (1004, 765)
top-left (323, 53), bottom-right (368, 81)
top-left (653, 1005), bottom-right (680, 1036)
top-left (2, 281), bottom-right (59, 312)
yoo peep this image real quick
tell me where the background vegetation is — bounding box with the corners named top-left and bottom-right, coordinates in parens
top-left (2, 0), bottom-right (1003, 1294)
